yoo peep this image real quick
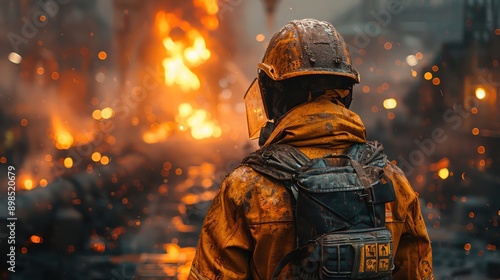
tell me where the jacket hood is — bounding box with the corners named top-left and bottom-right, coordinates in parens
top-left (263, 96), bottom-right (367, 150)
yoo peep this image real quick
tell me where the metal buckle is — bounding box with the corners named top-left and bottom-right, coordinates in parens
top-left (359, 186), bottom-right (376, 204)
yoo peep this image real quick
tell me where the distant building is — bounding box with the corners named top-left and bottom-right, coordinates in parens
top-left (406, 0), bottom-right (500, 131)
top-left (402, 0), bottom-right (500, 245)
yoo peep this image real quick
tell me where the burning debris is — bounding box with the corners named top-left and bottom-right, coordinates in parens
top-left (0, 0), bottom-right (253, 278)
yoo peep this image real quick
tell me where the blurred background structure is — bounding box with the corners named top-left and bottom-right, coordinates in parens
top-left (0, 0), bottom-right (499, 279)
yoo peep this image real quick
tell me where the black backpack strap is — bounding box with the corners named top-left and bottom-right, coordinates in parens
top-left (346, 140), bottom-right (387, 166)
top-left (242, 144), bottom-right (310, 182)
top-left (243, 142), bottom-right (386, 181)
top-left (271, 244), bottom-right (315, 280)
top-left (271, 247), bottom-right (301, 279)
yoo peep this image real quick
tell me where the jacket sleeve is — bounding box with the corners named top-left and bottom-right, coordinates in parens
top-left (384, 163), bottom-right (434, 280)
top-left (188, 170), bottom-right (254, 280)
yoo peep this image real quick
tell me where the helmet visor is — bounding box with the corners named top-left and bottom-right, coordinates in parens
top-left (244, 78), bottom-right (268, 139)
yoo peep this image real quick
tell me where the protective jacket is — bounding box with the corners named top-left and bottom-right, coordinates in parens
top-left (189, 96), bottom-right (434, 280)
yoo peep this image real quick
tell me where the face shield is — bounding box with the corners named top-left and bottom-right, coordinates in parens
top-left (244, 78), bottom-right (269, 139)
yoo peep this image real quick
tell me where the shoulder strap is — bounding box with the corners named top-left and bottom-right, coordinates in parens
top-left (242, 142), bottom-right (387, 182)
top-left (242, 144), bottom-right (310, 181)
top-left (346, 140), bottom-right (387, 166)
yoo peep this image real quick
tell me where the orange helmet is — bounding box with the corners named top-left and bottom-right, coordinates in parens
top-left (258, 18), bottom-right (360, 83)
top-left (245, 19), bottom-right (359, 141)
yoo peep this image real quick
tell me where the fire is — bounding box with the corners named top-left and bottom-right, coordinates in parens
top-left (50, 116), bottom-right (94, 150)
top-left (50, 114), bottom-right (95, 149)
top-left (51, 116), bottom-right (74, 149)
top-left (161, 243), bottom-right (196, 264)
top-left (142, 122), bottom-right (175, 144)
top-left (148, 3), bottom-right (222, 142)
top-left (176, 103), bottom-right (221, 139)
top-left (194, 0), bottom-right (219, 16)
top-left (156, 12), bottom-right (211, 92)
top-left (193, 0), bottom-right (219, 30)
top-left (142, 104), bottom-right (221, 143)
top-left (163, 243), bottom-right (180, 262)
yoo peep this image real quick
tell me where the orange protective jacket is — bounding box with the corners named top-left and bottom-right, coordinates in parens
top-left (189, 97), bottom-right (434, 280)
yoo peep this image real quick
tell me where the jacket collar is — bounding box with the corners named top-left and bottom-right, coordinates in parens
top-left (263, 97), bottom-right (367, 150)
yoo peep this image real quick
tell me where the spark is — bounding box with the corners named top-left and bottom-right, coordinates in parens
top-left (406, 55), bottom-right (417, 66)
top-left (475, 87), bottom-right (486, 99)
top-left (24, 179), bottom-right (34, 190)
top-left (8, 52), bottom-right (22, 64)
top-left (438, 168), bottom-right (449, 180)
top-left (64, 157), bottom-right (73, 168)
top-left (383, 98), bottom-right (397, 109)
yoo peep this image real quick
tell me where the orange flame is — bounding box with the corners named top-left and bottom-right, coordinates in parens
top-left (141, 105), bottom-right (221, 142)
top-left (51, 116), bottom-right (74, 149)
top-left (193, 0), bottom-right (219, 30)
top-left (155, 12), bottom-right (211, 92)
top-left (176, 103), bottom-right (221, 139)
top-left (163, 243), bottom-right (181, 262)
top-left (194, 0), bottom-right (219, 16)
top-left (50, 115), bottom-right (94, 149)
top-left (151, 3), bottom-right (222, 141)
top-left (142, 122), bottom-right (175, 144)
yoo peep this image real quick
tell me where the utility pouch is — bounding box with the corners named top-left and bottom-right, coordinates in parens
top-left (304, 227), bottom-right (394, 279)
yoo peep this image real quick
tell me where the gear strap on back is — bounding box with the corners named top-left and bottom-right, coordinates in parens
top-left (242, 141), bottom-right (391, 200)
top-left (242, 141), bottom-right (396, 279)
top-left (242, 143), bottom-right (310, 182)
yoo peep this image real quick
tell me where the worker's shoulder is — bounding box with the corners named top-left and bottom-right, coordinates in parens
top-left (227, 163), bottom-right (286, 186)
top-left (225, 164), bottom-right (262, 183)
top-left (222, 164), bottom-right (287, 206)
top-left (383, 160), bottom-right (407, 178)
top-left (383, 160), bottom-right (419, 200)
